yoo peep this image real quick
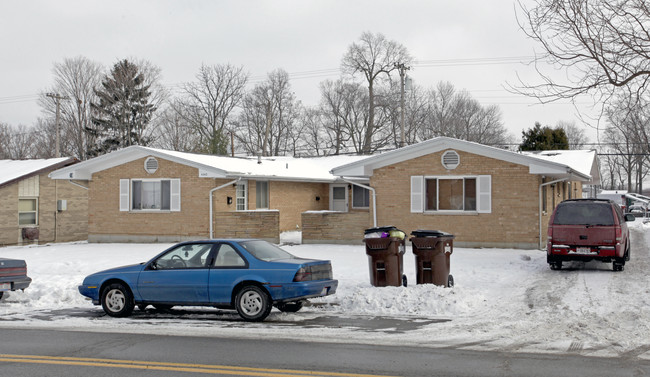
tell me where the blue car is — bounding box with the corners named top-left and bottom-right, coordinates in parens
top-left (79, 239), bottom-right (338, 321)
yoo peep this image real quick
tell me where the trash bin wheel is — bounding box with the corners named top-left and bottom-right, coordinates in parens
top-left (447, 274), bottom-right (454, 288)
top-left (402, 274), bottom-right (408, 287)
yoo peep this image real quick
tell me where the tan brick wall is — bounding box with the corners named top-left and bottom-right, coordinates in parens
top-left (87, 157), bottom-right (324, 242)
top-left (0, 174), bottom-right (88, 247)
top-left (213, 211), bottom-right (280, 243)
top-left (0, 184), bottom-right (19, 246)
top-left (302, 211), bottom-right (372, 244)
top-left (89, 157), bottom-right (223, 241)
top-left (266, 181), bottom-right (329, 231)
top-left (370, 150), bottom-right (555, 249)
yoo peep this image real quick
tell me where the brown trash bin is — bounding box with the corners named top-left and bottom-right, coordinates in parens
top-left (363, 227), bottom-right (407, 287)
top-left (410, 230), bottom-right (454, 287)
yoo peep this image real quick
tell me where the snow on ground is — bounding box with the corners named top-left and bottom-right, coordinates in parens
top-left (2, 221), bottom-right (650, 359)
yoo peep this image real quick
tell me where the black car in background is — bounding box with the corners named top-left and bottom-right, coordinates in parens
top-left (0, 258), bottom-right (32, 300)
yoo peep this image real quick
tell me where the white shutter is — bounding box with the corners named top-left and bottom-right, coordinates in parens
top-left (411, 176), bottom-right (424, 213)
top-left (119, 179), bottom-right (130, 211)
top-left (170, 179), bottom-right (181, 212)
top-left (477, 175), bottom-right (491, 213)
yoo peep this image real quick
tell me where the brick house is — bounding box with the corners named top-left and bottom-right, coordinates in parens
top-left (0, 157), bottom-right (88, 246)
top-left (49, 146), bottom-right (368, 243)
top-left (323, 137), bottom-right (600, 249)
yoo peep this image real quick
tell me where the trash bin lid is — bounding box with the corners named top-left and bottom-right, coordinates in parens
top-left (364, 226), bottom-right (398, 235)
top-left (411, 229), bottom-right (454, 238)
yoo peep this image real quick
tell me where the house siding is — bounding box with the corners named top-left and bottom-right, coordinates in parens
top-left (370, 150), bottom-right (579, 249)
top-left (87, 157), bottom-right (332, 242)
top-left (89, 157), bottom-right (216, 242)
top-left (0, 173), bottom-right (88, 246)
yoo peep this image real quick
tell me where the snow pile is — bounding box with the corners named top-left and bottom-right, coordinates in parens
top-left (1, 221), bottom-right (650, 358)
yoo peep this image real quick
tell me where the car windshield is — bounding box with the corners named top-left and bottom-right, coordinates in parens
top-left (553, 202), bottom-right (615, 226)
top-left (238, 240), bottom-right (296, 261)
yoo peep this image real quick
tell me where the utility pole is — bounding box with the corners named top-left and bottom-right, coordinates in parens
top-left (395, 63), bottom-right (410, 148)
top-left (46, 93), bottom-right (69, 158)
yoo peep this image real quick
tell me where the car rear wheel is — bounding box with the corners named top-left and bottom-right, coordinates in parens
top-left (613, 261), bottom-right (625, 271)
top-left (0, 292), bottom-right (3, 300)
top-left (550, 261), bottom-right (562, 270)
top-left (101, 283), bottom-right (134, 317)
top-left (276, 300), bottom-right (304, 313)
top-left (235, 285), bottom-right (272, 322)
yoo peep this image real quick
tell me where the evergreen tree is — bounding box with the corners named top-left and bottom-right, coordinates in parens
top-left (88, 59), bottom-right (156, 156)
top-left (520, 122), bottom-right (569, 151)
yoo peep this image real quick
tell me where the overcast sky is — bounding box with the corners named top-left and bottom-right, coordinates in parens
top-left (0, 0), bottom-right (600, 144)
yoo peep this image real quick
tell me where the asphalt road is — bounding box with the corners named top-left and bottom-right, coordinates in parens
top-left (1, 328), bottom-right (649, 377)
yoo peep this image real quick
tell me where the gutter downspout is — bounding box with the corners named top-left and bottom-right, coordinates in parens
top-left (342, 178), bottom-right (377, 227)
top-left (538, 177), bottom-right (570, 249)
top-left (210, 178), bottom-right (241, 239)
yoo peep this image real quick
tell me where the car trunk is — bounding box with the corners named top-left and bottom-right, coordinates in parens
top-left (0, 258), bottom-right (28, 279)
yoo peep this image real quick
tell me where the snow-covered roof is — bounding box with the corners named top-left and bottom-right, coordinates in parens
top-left (331, 137), bottom-right (600, 184)
top-left (49, 146), bottom-right (369, 183)
top-left (0, 157), bottom-right (76, 188)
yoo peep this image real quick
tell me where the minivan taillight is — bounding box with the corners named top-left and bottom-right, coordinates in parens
top-left (615, 225), bottom-right (622, 241)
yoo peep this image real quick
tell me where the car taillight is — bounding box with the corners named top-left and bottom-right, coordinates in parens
top-left (547, 225), bottom-right (553, 241)
top-left (294, 267), bottom-right (312, 282)
top-left (615, 226), bottom-right (622, 241)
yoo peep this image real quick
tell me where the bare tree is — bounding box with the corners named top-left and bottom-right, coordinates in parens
top-left (515, 0), bottom-right (650, 102)
top-left (420, 81), bottom-right (509, 145)
top-left (2, 124), bottom-right (36, 159)
top-left (151, 101), bottom-right (201, 152)
top-left (178, 64), bottom-right (248, 155)
top-left (556, 120), bottom-right (589, 149)
top-left (31, 118), bottom-right (57, 158)
top-left (39, 56), bottom-right (103, 160)
top-left (235, 69), bottom-right (301, 156)
top-left (319, 79), bottom-right (354, 154)
top-left (342, 32), bottom-right (412, 154)
top-left (298, 107), bottom-right (328, 156)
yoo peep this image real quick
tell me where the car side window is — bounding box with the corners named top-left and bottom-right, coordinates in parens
top-left (213, 244), bottom-right (246, 268)
top-left (153, 244), bottom-right (213, 270)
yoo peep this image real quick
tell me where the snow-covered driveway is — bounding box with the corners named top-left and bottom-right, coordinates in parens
top-left (1, 221), bottom-right (649, 359)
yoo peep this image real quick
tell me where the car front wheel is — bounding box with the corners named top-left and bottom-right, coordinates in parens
top-left (235, 285), bottom-right (272, 322)
top-left (101, 283), bottom-right (134, 317)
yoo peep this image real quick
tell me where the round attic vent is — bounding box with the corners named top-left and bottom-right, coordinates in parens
top-left (441, 150), bottom-right (460, 170)
top-left (144, 157), bottom-right (159, 174)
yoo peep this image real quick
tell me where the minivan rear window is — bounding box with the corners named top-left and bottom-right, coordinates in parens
top-left (553, 202), bottom-right (615, 226)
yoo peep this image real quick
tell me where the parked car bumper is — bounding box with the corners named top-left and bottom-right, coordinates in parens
top-left (266, 279), bottom-right (338, 302)
top-left (0, 275), bottom-right (32, 291)
top-left (78, 285), bottom-right (101, 304)
top-left (547, 244), bottom-right (622, 260)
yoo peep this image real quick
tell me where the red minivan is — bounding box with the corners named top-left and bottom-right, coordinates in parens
top-left (547, 199), bottom-right (634, 271)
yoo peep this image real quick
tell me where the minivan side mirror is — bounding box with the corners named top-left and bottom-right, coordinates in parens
top-left (624, 214), bottom-right (636, 222)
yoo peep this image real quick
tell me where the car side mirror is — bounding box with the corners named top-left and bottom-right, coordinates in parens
top-left (625, 214), bottom-right (635, 222)
top-left (150, 261), bottom-right (158, 270)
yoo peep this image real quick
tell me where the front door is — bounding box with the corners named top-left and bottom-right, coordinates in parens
top-left (330, 185), bottom-right (348, 212)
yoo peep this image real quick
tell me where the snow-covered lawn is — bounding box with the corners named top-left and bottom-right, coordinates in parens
top-left (2, 221), bottom-right (650, 359)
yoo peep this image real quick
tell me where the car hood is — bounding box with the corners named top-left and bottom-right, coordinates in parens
top-left (88, 263), bottom-right (144, 276)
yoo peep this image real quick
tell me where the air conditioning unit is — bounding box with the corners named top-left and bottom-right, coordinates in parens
top-left (57, 199), bottom-right (67, 211)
